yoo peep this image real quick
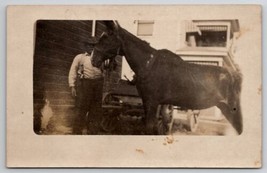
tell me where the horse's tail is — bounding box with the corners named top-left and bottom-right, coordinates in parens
top-left (229, 66), bottom-right (243, 134)
top-left (232, 66), bottom-right (243, 95)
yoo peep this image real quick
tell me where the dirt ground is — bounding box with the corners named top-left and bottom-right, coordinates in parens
top-left (40, 110), bottom-right (233, 136)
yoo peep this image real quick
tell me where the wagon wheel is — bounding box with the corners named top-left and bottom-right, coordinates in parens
top-left (156, 119), bottom-right (168, 135)
top-left (100, 113), bottom-right (119, 132)
top-left (187, 110), bottom-right (200, 132)
top-left (161, 104), bottom-right (174, 124)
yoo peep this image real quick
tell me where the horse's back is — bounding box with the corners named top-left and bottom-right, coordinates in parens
top-left (156, 49), bottom-right (184, 63)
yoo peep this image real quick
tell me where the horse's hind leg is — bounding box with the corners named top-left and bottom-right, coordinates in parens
top-left (217, 99), bottom-right (243, 135)
top-left (144, 100), bottom-right (172, 135)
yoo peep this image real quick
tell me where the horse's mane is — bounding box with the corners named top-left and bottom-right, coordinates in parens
top-left (120, 28), bottom-right (156, 52)
top-left (119, 27), bottom-right (229, 74)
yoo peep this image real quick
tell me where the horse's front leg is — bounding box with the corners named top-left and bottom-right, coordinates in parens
top-left (144, 101), bottom-right (159, 135)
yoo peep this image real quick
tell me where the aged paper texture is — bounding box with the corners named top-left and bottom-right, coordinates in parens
top-left (7, 5), bottom-right (261, 167)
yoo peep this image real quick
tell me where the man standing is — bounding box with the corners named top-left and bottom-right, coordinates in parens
top-left (68, 45), bottom-right (104, 135)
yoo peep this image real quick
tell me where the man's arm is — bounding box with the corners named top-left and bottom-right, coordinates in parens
top-left (68, 54), bottom-right (80, 97)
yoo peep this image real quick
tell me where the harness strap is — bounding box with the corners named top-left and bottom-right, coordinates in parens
top-left (145, 50), bottom-right (159, 71)
top-left (137, 52), bottom-right (158, 82)
top-left (146, 54), bottom-right (155, 69)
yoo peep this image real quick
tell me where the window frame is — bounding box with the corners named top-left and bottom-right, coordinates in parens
top-left (137, 20), bottom-right (154, 36)
top-left (184, 21), bottom-right (231, 50)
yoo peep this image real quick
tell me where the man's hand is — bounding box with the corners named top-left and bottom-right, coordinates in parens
top-left (71, 87), bottom-right (77, 97)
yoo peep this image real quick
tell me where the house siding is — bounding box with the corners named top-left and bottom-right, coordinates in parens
top-left (33, 20), bottom-right (106, 132)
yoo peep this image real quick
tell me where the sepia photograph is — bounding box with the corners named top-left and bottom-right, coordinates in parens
top-left (7, 5), bottom-right (262, 167)
top-left (33, 19), bottom-right (244, 136)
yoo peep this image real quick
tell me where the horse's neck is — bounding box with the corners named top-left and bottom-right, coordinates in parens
top-left (120, 29), bottom-right (156, 74)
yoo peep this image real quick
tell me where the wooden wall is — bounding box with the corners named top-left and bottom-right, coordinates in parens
top-left (33, 20), bottom-right (106, 132)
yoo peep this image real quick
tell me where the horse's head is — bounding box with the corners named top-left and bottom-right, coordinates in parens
top-left (92, 21), bottom-right (122, 68)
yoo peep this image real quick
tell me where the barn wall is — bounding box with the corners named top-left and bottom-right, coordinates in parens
top-left (33, 20), bottom-right (106, 133)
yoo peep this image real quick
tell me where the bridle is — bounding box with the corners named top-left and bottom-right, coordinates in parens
top-left (93, 44), bottom-right (121, 62)
top-left (93, 44), bottom-right (122, 71)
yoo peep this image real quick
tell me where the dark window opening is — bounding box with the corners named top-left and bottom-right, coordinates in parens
top-left (186, 26), bottom-right (227, 47)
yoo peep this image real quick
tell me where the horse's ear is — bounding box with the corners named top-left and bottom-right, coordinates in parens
top-left (99, 32), bottom-right (108, 41)
top-left (103, 20), bottom-right (119, 35)
top-left (113, 20), bottom-right (120, 30)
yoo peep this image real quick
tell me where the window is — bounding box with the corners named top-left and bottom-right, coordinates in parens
top-left (137, 20), bottom-right (154, 36)
top-left (186, 25), bottom-right (227, 47)
top-left (183, 21), bottom-right (235, 48)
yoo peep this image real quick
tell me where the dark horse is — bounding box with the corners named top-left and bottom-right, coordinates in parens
top-left (92, 21), bottom-right (243, 135)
